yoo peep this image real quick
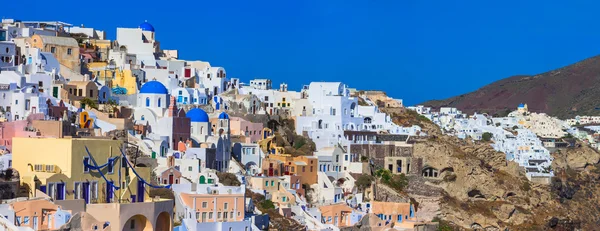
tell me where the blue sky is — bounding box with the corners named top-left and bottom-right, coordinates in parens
top-left (5, 0), bottom-right (600, 105)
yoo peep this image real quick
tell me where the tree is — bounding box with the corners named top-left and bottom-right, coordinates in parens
top-left (355, 174), bottom-right (375, 192)
top-left (482, 132), bottom-right (493, 142)
top-left (80, 97), bottom-right (98, 110)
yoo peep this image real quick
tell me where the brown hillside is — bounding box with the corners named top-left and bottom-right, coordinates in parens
top-left (422, 55), bottom-right (600, 119)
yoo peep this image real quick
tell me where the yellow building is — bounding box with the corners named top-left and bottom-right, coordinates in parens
top-left (87, 62), bottom-right (138, 95)
top-left (13, 137), bottom-right (150, 204)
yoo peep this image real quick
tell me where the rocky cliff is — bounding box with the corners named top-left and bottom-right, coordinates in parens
top-left (410, 124), bottom-right (600, 230)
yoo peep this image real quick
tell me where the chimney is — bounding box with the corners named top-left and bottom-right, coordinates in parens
top-left (168, 96), bottom-right (176, 117)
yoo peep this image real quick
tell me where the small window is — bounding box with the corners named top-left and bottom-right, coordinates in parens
top-left (107, 158), bottom-right (114, 174)
top-left (202, 201), bottom-right (208, 208)
top-left (188, 166), bottom-right (192, 171)
top-left (130, 220), bottom-right (135, 229)
top-left (50, 47), bottom-right (56, 53)
top-left (67, 48), bottom-right (72, 55)
top-left (83, 157), bottom-right (90, 172)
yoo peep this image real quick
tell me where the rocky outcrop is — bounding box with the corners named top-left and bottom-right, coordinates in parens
top-left (551, 144), bottom-right (600, 171)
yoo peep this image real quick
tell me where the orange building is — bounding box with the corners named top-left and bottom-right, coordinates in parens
top-left (265, 154), bottom-right (318, 185)
top-left (12, 198), bottom-right (72, 230)
top-left (179, 187), bottom-right (245, 223)
top-left (371, 201), bottom-right (416, 228)
top-left (319, 203), bottom-right (353, 227)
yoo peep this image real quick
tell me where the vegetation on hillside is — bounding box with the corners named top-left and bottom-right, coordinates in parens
top-left (375, 169), bottom-right (409, 192)
top-left (274, 118), bottom-right (316, 157)
top-left (216, 172), bottom-right (241, 186)
top-left (246, 189), bottom-right (305, 231)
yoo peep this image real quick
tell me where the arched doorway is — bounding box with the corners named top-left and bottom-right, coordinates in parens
top-left (199, 175), bottom-right (206, 184)
top-left (155, 212), bottom-right (171, 231)
top-left (122, 214), bottom-right (152, 231)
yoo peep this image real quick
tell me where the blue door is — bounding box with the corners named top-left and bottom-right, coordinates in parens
top-left (137, 180), bottom-right (145, 203)
top-left (56, 183), bottom-right (65, 200)
top-left (82, 182), bottom-right (90, 203)
top-left (106, 182), bottom-right (113, 203)
top-left (39, 185), bottom-right (46, 194)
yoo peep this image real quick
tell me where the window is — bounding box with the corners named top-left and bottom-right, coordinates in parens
top-left (67, 48), bottom-right (72, 55)
top-left (217, 212), bottom-right (222, 219)
top-left (188, 166), bottom-right (192, 171)
top-left (89, 89), bottom-right (94, 97)
top-left (271, 181), bottom-right (274, 186)
top-left (202, 201), bottom-right (208, 208)
top-left (23, 216), bottom-right (29, 224)
top-left (224, 212), bottom-right (228, 219)
top-left (14, 100), bottom-right (17, 105)
top-left (303, 166), bottom-right (306, 172)
top-left (208, 212), bottom-right (213, 219)
top-left (74, 182), bottom-right (81, 199)
top-left (145, 97), bottom-right (150, 107)
top-left (158, 98), bottom-right (161, 107)
top-left (50, 47), bottom-right (56, 53)
top-left (83, 157), bottom-right (90, 172)
top-left (107, 158), bottom-right (114, 174)
top-left (78, 89), bottom-right (82, 96)
top-left (130, 220), bottom-right (135, 229)
top-left (91, 181), bottom-right (98, 200)
top-left (265, 181), bottom-right (268, 187)
top-left (224, 202), bottom-right (228, 210)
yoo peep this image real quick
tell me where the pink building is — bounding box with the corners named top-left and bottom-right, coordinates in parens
top-left (229, 117), bottom-right (263, 143)
top-left (0, 119), bottom-right (40, 152)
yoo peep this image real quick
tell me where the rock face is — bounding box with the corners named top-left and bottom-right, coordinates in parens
top-left (410, 131), bottom-right (600, 230)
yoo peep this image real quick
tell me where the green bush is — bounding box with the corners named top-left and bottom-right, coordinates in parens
top-left (482, 132), bottom-right (493, 142)
top-left (355, 174), bottom-right (375, 191)
top-left (261, 200), bottom-right (275, 210)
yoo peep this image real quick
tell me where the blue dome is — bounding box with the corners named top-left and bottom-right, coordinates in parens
top-left (139, 81), bottom-right (168, 94)
top-left (518, 103), bottom-right (525, 108)
top-left (218, 112), bottom-right (229, 119)
top-left (186, 108), bottom-right (209, 123)
top-left (139, 21), bottom-right (155, 32)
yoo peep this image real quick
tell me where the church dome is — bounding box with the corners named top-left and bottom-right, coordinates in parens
top-left (139, 21), bottom-right (155, 32)
top-left (186, 108), bottom-right (209, 123)
top-left (218, 112), bottom-right (229, 119)
top-left (139, 81), bottom-right (168, 94)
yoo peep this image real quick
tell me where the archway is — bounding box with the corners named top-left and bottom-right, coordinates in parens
top-left (199, 175), bottom-right (206, 184)
top-left (122, 214), bottom-right (152, 231)
top-left (155, 212), bottom-right (171, 231)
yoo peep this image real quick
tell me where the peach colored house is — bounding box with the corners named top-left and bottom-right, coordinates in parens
top-left (319, 203), bottom-right (353, 227)
top-left (11, 198), bottom-right (72, 230)
top-left (179, 186), bottom-right (245, 223)
top-left (229, 117), bottom-right (263, 143)
top-left (248, 176), bottom-right (295, 207)
top-left (265, 154), bottom-right (318, 185)
top-left (371, 201), bottom-right (416, 228)
top-left (248, 176), bottom-right (281, 194)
